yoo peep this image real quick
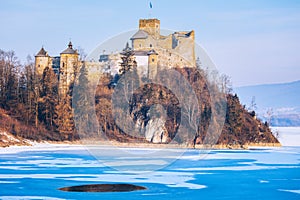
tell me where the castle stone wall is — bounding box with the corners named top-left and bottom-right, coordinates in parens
top-left (35, 56), bottom-right (51, 76)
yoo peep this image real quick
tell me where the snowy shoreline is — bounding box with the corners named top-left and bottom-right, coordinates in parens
top-left (0, 141), bottom-right (285, 155)
top-left (271, 126), bottom-right (300, 146)
top-left (3, 127), bottom-right (300, 152)
top-left (3, 126), bottom-right (300, 153)
top-left (0, 142), bottom-right (87, 154)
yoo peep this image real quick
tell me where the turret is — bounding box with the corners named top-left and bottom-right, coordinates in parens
top-left (147, 49), bottom-right (158, 79)
top-left (59, 41), bottom-right (79, 95)
top-left (35, 47), bottom-right (51, 76)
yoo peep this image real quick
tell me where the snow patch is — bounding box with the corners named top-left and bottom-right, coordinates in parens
top-left (278, 189), bottom-right (300, 195)
top-left (0, 171), bottom-right (207, 190)
top-left (0, 131), bottom-right (20, 143)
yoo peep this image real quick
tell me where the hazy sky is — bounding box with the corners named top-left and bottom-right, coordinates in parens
top-left (0, 0), bottom-right (299, 86)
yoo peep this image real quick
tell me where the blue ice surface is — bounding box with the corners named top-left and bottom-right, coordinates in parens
top-left (0, 146), bottom-right (299, 200)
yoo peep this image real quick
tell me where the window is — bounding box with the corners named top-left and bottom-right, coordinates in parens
top-left (150, 44), bottom-right (152, 47)
top-left (139, 44), bottom-right (141, 47)
top-left (152, 58), bottom-right (155, 62)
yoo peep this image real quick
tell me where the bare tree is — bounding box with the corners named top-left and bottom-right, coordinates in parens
top-left (248, 96), bottom-right (257, 111)
top-left (77, 46), bottom-right (87, 61)
top-left (181, 95), bottom-right (201, 148)
top-left (264, 108), bottom-right (273, 126)
top-left (220, 74), bottom-right (232, 94)
top-left (274, 129), bottom-right (280, 139)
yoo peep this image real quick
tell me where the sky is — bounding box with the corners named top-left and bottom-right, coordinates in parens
top-left (0, 0), bottom-right (299, 87)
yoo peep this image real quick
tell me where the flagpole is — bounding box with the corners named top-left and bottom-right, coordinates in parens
top-left (149, 1), bottom-right (152, 18)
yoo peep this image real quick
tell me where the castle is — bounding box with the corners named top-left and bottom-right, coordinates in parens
top-left (35, 18), bottom-right (196, 90)
top-left (35, 42), bottom-right (80, 95)
top-left (130, 18), bottom-right (195, 78)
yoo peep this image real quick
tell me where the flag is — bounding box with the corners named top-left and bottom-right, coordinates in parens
top-left (150, 2), bottom-right (153, 9)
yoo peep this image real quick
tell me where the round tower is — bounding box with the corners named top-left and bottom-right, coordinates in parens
top-left (59, 41), bottom-right (79, 95)
top-left (147, 49), bottom-right (158, 79)
top-left (35, 47), bottom-right (50, 76)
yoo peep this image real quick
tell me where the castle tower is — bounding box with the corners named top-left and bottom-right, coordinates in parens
top-left (59, 41), bottom-right (79, 95)
top-left (147, 49), bottom-right (158, 79)
top-left (139, 18), bottom-right (160, 39)
top-left (35, 47), bottom-right (51, 76)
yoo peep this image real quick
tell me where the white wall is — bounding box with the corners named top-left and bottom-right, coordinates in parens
top-left (135, 55), bottom-right (148, 78)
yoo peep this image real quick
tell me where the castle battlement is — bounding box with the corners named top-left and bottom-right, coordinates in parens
top-left (35, 18), bottom-right (196, 87)
top-left (130, 18), bottom-right (196, 78)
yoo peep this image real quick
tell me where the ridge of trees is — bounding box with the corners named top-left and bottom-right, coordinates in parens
top-left (0, 48), bottom-right (280, 146)
top-left (93, 51), bottom-right (279, 146)
top-left (0, 49), bottom-right (79, 141)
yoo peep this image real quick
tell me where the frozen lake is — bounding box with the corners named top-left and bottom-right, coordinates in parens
top-left (272, 127), bottom-right (300, 146)
top-left (0, 143), bottom-right (299, 200)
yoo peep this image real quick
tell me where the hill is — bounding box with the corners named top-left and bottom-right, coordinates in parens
top-left (235, 80), bottom-right (300, 126)
top-left (0, 67), bottom-right (280, 148)
top-left (0, 108), bottom-right (62, 147)
top-left (93, 67), bottom-right (280, 148)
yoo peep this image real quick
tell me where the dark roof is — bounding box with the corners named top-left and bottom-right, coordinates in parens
top-left (133, 49), bottom-right (158, 56)
top-left (133, 51), bottom-right (148, 56)
top-left (147, 49), bottom-right (158, 55)
top-left (174, 31), bottom-right (193, 38)
top-left (131, 30), bottom-right (148, 40)
top-left (36, 47), bottom-right (48, 57)
top-left (60, 41), bottom-right (78, 54)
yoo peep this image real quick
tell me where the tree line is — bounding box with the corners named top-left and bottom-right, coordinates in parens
top-left (0, 49), bottom-right (89, 141)
top-left (0, 47), bottom-right (279, 146)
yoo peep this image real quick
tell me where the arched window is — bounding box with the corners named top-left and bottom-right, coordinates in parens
top-left (150, 44), bottom-right (152, 48)
top-left (152, 58), bottom-right (155, 62)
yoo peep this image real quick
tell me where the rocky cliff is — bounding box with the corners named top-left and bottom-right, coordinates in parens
top-left (95, 67), bottom-right (280, 147)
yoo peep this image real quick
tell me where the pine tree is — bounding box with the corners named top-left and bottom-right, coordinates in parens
top-left (226, 94), bottom-right (243, 136)
top-left (117, 42), bottom-right (139, 103)
top-left (2, 51), bottom-right (20, 110)
top-left (39, 66), bottom-right (58, 130)
top-left (73, 64), bottom-right (97, 137)
top-left (55, 94), bottom-right (75, 140)
top-left (24, 59), bottom-right (37, 125)
top-left (16, 71), bottom-right (27, 118)
top-left (18, 72), bottom-right (27, 105)
top-left (119, 42), bottom-right (137, 75)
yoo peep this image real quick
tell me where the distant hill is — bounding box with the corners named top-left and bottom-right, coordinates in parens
top-left (235, 80), bottom-right (300, 126)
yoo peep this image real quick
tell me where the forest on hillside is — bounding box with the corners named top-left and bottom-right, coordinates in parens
top-left (0, 48), bottom-right (280, 147)
top-left (0, 49), bottom-right (76, 141)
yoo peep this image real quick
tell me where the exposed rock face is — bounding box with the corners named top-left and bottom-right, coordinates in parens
top-left (94, 67), bottom-right (280, 147)
top-left (145, 117), bottom-right (168, 143)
